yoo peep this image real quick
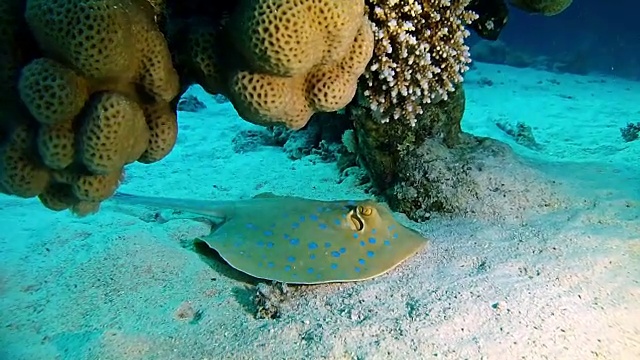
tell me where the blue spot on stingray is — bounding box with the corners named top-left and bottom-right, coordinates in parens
top-left (358, 259), bottom-right (366, 265)
top-left (354, 266), bottom-right (361, 273)
top-left (245, 223), bottom-right (256, 230)
top-left (353, 233), bottom-right (359, 239)
top-left (330, 263), bottom-right (338, 269)
top-left (291, 222), bottom-right (300, 229)
top-left (384, 240), bottom-right (391, 246)
top-left (316, 207), bottom-right (324, 213)
top-left (307, 268), bottom-right (314, 274)
top-left (266, 242), bottom-right (274, 249)
top-left (267, 262), bottom-right (275, 268)
top-left (283, 233), bottom-right (290, 239)
top-left (299, 215), bottom-right (305, 222)
top-left (348, 200), bottom-right (357, 206)
top-left (339, 247), bottom-right (346, 254)
top-left (393, 233), bottom-right (399, 239)
top-left (309, 254), bottom-right (316, 260)
top-left (284, 265), bottom-right (291, 272)
top-left (333, 219), bottom-right (341, 225)
top-left (368, 237), bottom-right (377, 244)
top-left (308, 242), bottom-right (318, 250)
top-left (287, 256), bottom-right (296, 262)
top-left (325, 242), bottom-right (332, 248)
top-left (257, 241), bottom-right (265, 247)
top-left (331, 251), bottom-right (341, 258)
top-left (289, 238), bottom-right (300, 245)
top-left (360, 240), bottom-right (365, 247)
top-left (319, 223), bottom-right (328, 230)
top-left (263, 230), bottom-right (274, 236)
top-left (371, 228), bottom-right (377, 234)
top-left (388, 225), bottom-right (395, 230)
top-left (310, 214), bottom-right (319, 221)
top-left (367, 250), bottom-right (375, 257)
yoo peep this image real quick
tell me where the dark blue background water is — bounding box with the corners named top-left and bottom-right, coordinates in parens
top-left (469, 1), bottom-right (639, 80)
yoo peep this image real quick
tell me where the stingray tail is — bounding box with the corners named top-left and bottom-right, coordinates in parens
top-left (111, 192), bottom-right (233, 220)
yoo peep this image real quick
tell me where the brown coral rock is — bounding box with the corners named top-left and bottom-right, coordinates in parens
top-left (37, 120), bottom-right (75, 170)
top-left (0, 0), bottom-right (181, 215)
top-left (175, 0), bottom-right (374, 129)
top-left (509, 0), bottom-right (572, 16)
top-left (0, 126), bottom-right (50, 197)
top-left (18, 58), bottom-right (89, 125)
top-left (231, 0), bottom-right (365, 77)
top-left (222, 1), bottom-right (374, 129)
top-left (80, 92), bottom-right (150, 175)
top-left (139, 101), bottom-right (178, 164)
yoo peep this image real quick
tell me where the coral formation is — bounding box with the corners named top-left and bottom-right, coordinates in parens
top-left (1, 0), bottom-right (508, 217)
top-left (173, 0), bottom-right (374, 130)
top-left (1, 0), bottom-right (180, 214)
top-left (508, 0), bottom-right (572, 16)
top-left (361, 0), bottom-right (477, 125)
top-left (350, 85), bottom-right (469, 219)
top-left (467, 0), bottom-right (509, 41)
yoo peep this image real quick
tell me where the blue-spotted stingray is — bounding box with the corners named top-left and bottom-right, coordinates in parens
top-left (111, 192), bottom-right (428, 284)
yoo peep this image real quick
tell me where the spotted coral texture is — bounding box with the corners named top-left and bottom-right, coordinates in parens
top-left (80, 93), bottom-right (150, 174)
top-left (0, 125), bottom-right (51, 198)
top-left (509, 0), bottom-right (572, 16)
top-left (362, 0), bottom-right (478, 126)
top-left (19, 58), bottom-right (89, 126)
top-left (232, 0), bottom-right (365, 77)
top-left (0, 0), bottom-right (181, 215)
top-left (139, 101), bottom-right (178, 163)
top-left (175, 0), bottom-right (373, 129)
top-left (207, 0), bottom-right (374, 129)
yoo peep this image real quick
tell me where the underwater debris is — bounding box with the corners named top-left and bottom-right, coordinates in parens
top-left (177, 94), bottom-right (206, 112)
top-left (254, 282), bottom-right (290, 320)
top-left (211, 94), bottom-right (229, 104)
top-left (496, 120), bottom-right (541, 150)
top-left (269, 113), bottom-right (352, 161)
top-left (231, 129), bottom-right (276, 154)
top-left (173, 301), bottom-right (203, 324)
top-left (620, 122), bottom-right (640, 142)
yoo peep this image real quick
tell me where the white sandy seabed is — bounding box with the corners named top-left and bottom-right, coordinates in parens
top-left (0, 62), bottom-right (638, 360)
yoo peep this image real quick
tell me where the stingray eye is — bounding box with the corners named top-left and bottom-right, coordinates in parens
top-left (348, 208), bottom-right (365, 231)
top-left (359, 206), bottom-right (373, 216)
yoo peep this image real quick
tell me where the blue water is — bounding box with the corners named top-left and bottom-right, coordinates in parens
top-left (469, 0), bottom-right (639, 80)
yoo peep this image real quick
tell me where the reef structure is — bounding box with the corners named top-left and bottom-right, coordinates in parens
top-left (0, 0), bottom-right (571, 217)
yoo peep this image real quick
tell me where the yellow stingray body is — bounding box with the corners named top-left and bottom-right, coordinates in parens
top-left (112, 192), bottom-right (428, 284)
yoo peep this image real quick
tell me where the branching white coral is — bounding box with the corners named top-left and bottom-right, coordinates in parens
top-left (362, 0), bottom-right (478, 126)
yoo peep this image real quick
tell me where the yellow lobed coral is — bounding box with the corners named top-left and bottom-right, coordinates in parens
top-left (179, 0), bottom-right (374, 130)
top-left (0, 0), bottom-right (181, 215)
top-left (362, 0), bottom-right (478, 126)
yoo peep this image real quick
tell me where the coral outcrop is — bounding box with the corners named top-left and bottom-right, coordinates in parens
top-left (174, 0), bottom-right (374, 130)
top-left (360, 0), bottom-right (477, 126)
top-left (508, 0), bottom-right (572, 16)
top-left (1, 0), bottom-right (179, 215)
